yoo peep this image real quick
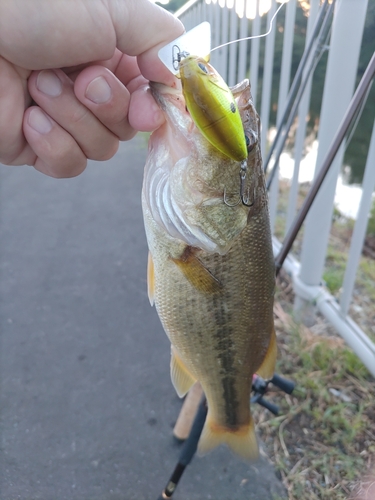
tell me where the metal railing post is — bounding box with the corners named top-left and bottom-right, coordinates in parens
top-left (295, 0), bottom-right (369, 315)
top-left (340, 118), bottom-right (375, 315)
top-left (286, 0), bottom-right (320, 231)
top-left (269, 0), bottom-right (297, 231)
top-left (212, 2), bottom-right (222, 72)
top-left (260, 1), bottom-right (277, 156)
top-left (219, 3), bottom-right (230, 80)
top-left (249, 0), bottom-right (261, 107)
top-left (237, 4), bottom-right (249, 83)
top-left (228, 3), bottom-right (239, 86)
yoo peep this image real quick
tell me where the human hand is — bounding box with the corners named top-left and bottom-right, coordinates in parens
top-left (0, 0), bottom-right (184, 177)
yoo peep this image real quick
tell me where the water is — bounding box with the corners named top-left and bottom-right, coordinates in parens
top-left (278, 140), bottom-right (366, 220)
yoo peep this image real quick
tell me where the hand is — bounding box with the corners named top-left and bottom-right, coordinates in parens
top-left (0, 0), bottom-right (184, 177)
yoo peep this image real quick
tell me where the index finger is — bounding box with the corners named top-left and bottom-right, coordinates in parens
top-left (109, 0), bottom-right (184, 85)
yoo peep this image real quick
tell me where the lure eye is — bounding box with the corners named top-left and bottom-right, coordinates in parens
top-left (198, 62), bottom-right (208, 74)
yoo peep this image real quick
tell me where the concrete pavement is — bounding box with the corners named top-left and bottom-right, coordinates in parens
top-left (0, 137), bottom-right (286, 500)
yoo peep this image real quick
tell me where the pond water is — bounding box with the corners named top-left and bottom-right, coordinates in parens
top-left (278, 140), bottom-right (365, 220)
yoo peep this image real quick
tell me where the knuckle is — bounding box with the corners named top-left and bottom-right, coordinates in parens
top-left (70, 106), bottom-right (91, 126)
top-left (48, 143), bottom-right (87, 178)
top-left (86, 137), bottom-right (119, 161)
top-left (117, 127), bottom-right (137, 142)
top-left (111, 118), bottom-right (136, 141)
top-left (53, 158), bottom-right (87, 178)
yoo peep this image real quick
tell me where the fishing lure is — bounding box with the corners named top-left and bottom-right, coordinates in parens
top-left (178, 54), bottom-right (248, 163)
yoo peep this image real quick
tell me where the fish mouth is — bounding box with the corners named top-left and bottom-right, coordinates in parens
top-left (149, 81), bottom-right (181, 97)
top-left (149, 81), bottom-right (185, 112)
top-left (148, 81), bottom-right (194, 165)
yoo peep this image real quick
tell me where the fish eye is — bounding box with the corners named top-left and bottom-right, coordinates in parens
top-left (245, 134), bottom-right (255, 152)
top-left (198, 62), bottom-right (208, 74)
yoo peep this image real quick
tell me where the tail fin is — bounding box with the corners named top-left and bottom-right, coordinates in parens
top-left (198, 412), bottom-right (259, 461)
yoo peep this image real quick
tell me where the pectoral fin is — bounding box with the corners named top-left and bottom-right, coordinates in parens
top-left (147, 252), bottom-right (155, 306)
top-left (171, 246), bottom-right (222, 294)
top-left (171, 347), bottom-right (197, 398)
top-left (256, 327), bottom-right (277, 380)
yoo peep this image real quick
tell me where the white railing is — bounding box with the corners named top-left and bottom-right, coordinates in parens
top-left (175, 0), bottom-right (375, 376)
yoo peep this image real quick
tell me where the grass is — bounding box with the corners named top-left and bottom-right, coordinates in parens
top-left (264, 178), bottom-right (375, 498)
top-left (366, 198), bottom-right (375, 237)
top-left (253, 278), bottom-right (375, 500)
top-left (322, 238), bottom-right (350, 294)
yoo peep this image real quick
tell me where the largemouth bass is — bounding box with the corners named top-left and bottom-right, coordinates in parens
top-left (142, 71), bottom-right (276, 460)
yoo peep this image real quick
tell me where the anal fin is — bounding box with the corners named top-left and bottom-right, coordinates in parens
top-left (170, 347), bottom-right (197, 398)
top-left (256, 327), bottom-right (277, 380)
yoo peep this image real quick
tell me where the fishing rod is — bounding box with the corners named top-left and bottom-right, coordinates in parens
top-left (264, 0), bottom-right (335, 184)
top-left (274, 50), bottom-right (375, 275)
top-left (157, 374), bottom-right (295, 500)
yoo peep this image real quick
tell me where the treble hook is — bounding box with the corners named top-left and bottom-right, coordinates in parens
top-left (223, 187), bottom-right (241, 207)
top-left (223, 160), bottom-right (255, 208)
top-left (240, 160), bottom-right (254, 207)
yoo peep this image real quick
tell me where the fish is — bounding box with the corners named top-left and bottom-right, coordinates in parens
top-left (141, 66), bottom-right (276, 460)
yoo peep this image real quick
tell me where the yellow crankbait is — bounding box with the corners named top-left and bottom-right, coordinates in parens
top-left (179, 55), bottom-right (248, 163)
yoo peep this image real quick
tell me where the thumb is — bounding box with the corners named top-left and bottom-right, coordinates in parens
top-left (0, 0), bottom-right (184, 85)
top-left (108, 0), bottom-right (184, 85)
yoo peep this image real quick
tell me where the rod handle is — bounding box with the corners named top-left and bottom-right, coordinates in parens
top-left (271, 374), bottom-right (295, 394)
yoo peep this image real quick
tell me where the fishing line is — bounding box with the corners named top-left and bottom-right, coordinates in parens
top-left (210, 1), bottom-right (287, 53)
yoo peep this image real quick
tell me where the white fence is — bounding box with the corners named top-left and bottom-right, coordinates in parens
top-left (175, 0), bottom-right (375, 376)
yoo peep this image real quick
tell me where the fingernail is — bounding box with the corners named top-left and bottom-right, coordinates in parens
top-left (36, 70), bottom-right (63, 97)
top-left (28, 108), bottom-right (53, 134)
top-left (85, 77), bottom-right (112, 104)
